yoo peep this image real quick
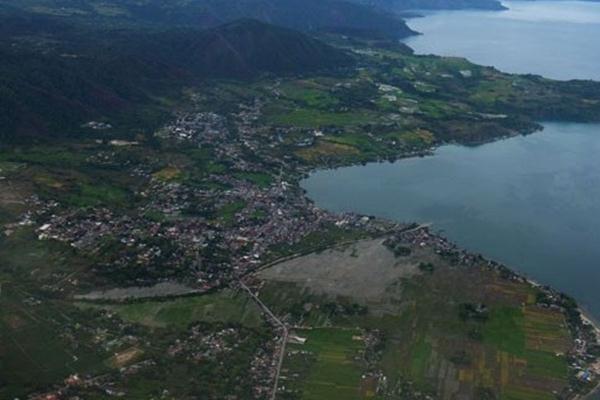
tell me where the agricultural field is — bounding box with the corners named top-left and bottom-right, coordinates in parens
top-left (259, 236), bottom-right (574, 400)
top-left (234, 171), bottom-right (274, 188)
top-left (0, 282), bottom-right (111, 397)
top-left (280, 328), bottom-right (370, 400)
top-left (268, 109), bottom-right (377, 128)
top-left (295, 140), bottom-right (360, 163)
top-left (79, 290), bottom-right (264, 330)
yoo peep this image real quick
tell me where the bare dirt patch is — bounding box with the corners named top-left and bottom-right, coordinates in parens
top-left (259, 238), bottom-right (423, 300)
top-left (111, 347), bottom-right (143, 368)
top-left (0, 180), bottom-right (29, 207)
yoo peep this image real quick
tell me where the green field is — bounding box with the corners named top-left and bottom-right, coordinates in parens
top-left (261, 241), bottom-right (573, 400)
top-left (234, 171), bottom-right (274, 188)
top-left (279, 80), bottom-right (341, 109)
top-left (217, 200), bottom-right (247, 224)
top-left (80, 290), bottom-right (264, 330)
top-left (0, 284), bottom-right (108, 398)
top-left (282, 328), bottom-right (368, 400)
top-left (268, 109), bottom-right (376, 127)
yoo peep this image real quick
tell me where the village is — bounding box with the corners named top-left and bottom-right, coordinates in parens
top-left (22, 100), bottom-right (384, 294)
top-left (5, 92), bottom-right (599, 400)
top-left (10, 96), bottom-right (395, 400)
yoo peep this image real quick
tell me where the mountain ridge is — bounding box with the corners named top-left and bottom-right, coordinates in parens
top-left (0, 18), bottom-right (354, 141)
top-left (0, 0), bottom-right (417, 39)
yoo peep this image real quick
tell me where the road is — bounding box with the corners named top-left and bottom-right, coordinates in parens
top-left (239, 280), bottom-right (288, 400)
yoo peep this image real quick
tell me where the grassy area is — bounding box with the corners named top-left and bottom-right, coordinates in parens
top-left (0, 227), bottom-right (90, 284)
top-left (296, 139), bottom-right (360, 162)
top-left (484, 307), bottom-right (526, 354)
top-left (152, 166), bottom-right (183, 182)
top-left (0, 145), bottom-right (87, 167)
top-left (183, 147), bottom-right (227, 177)
top-left (65, 182), bottom-right (130, 208)
top-left (502, 386), bottom-right (557, 400)
top-left (483, 306), bottom-right (568, 381)
top-left (470, 79), bottom-right (516, 104)
top-left (279, 80), bottom-right (340, 109)
top-left (410, 338), bottom-right (433, 385)
top-left (282, 328), bottom-right (366, 400)
top-left (80, 290), bottom-right (264, 330)
top-left (0, 284), bottom-right (108, 398)
top-left (217, 200), bottom-right (247, 225)
top-left (0, 161), bottom-right (25, 174)
top-left (234, 171), bottom-right (274, 188)
top-left (268, 109), bottom-right (375, 127)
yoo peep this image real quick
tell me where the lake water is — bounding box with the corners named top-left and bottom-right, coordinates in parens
top-left (303, 123), bottom-right (600, 317)
top-left (303, 1), bottom-right (600, 319)
top-left (405, 1), bottom-right (600, 81)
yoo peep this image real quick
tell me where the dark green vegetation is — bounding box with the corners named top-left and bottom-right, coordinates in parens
top-left (2, 0), bottom-right (600, 144)
top-left (0, 15), bottom-right (352, 141)
top-left (132, 19), bottom-right (354, 80)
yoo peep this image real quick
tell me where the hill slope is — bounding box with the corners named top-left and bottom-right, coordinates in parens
top-left (0, 19), bottom-right (353, 140)
top-left (127, 19), bottom-right (354, 79)
top-left (0, 0), bottom-right (417, 38)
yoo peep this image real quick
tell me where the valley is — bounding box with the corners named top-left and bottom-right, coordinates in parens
top-left (1, 2), bottom-right (600, 400)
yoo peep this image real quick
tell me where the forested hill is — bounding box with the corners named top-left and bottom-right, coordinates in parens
top-left (122, 19), bottom-right (354, 80)
top-left (0, 0), bottom-right (417, 39)
top-left (0, 18), bottom-right (354, 141)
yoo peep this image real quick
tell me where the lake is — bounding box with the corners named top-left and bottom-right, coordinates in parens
top-left (303, 123), bottom-right (600, 317)
top-left (303, 1), bottom-right (600, 319)
top-left (405, 1), bottom-right (600, 81)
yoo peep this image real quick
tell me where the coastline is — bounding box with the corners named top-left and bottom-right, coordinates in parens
top-left (581, 307), bottom-right (600, 336)
top-left (253, 217), bottom-right (600, 399)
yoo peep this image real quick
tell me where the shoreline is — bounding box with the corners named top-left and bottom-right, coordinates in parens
top-left (255, 220), bottom-right (600, 398)
top-left (300, 121), bottom-right (600, 318)
top-left (581, 306), bottom-right (600, 335)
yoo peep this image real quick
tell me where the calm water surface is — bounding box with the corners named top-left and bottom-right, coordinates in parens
top-left (405, 1), bottom-right (600, 80)
top-left (303, 124), bottom-right (600, 317)
top-left (304, 1), bottom-right (600, 319)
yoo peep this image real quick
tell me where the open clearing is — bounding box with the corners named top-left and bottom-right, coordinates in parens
top-left (281, 328), bottom-right (367, 400)
top-left (259, 238), bottom-right (423, 301)
top-left (79, 289), bottom-right (264, 330)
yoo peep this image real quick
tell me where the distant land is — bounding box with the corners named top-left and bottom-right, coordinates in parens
top-left (0, 0), bottom-right (416, 38)
top-left (352, 0), bottom-right (507, 11)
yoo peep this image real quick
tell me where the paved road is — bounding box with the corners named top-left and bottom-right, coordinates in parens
top-left (239, 281), bottom-right (288, 400)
